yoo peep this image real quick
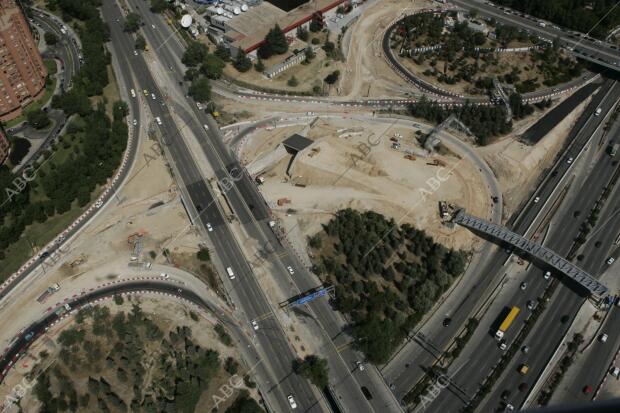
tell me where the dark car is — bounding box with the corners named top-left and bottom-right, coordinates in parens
top-left (361, 386), bottom-right (373, 400)
top-left (518, 383), bottom-right (528, 392)
top-left (583, 385), bottom-right (592, 394)
top-left (443, 317), bottom-right (452, 327)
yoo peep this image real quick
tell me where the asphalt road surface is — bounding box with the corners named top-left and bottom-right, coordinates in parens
top-left (425, 83), bottom-right (620, 413)
top-left (382, 79), bottom-right (620, 401)
top-left (102, 3), bottom-right (324, 412)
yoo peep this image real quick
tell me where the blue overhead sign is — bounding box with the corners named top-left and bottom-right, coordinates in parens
top-left (293, 288), bottom-right (327, 306)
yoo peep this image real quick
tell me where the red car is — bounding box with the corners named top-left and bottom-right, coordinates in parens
top-left (583, 385), bottom-right (593, 394)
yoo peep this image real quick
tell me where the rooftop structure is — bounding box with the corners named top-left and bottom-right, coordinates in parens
top-left (283, 133), bottom-right (313, 153)
top-left (0, 0), bottom-right (47, 121)
top-left (209, 0), bottom-right (347, 54)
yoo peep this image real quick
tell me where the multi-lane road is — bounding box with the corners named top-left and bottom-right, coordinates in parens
top-left (101, 2), bottom-right (328, 412)
top-left (382, 78), bottom-right (620, 403)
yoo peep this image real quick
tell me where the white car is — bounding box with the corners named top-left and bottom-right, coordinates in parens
top-left (133, 50), bottom-right (138, 56)
top-left (196, 102), bottom-right (203, 110)
top-left (356, 361), bottom-right (365, 371)
top-left (287, 395), bottom-right (297, 409)
top-left (251, 320), bottom-right (259, 330)
top-left (601, 333), bottom-right (609, 343)
top-left (520, 282), bottom-right (527, 291)
top-left (544, 271), bottom-right (551, 280)
top-left (226, 267), bottom-right (235, 280)
top-left (160, 272), bottom-right (169, 279)
top-left (132, 119), bottom-right (137, 126)
top-left (64, 303), bottom-right (71, 311)
top-left (607, 257), bottom-right (615, 265)
top-left (567, 157), bottom-right (573, 164)
top-left (151, 93), bottom-right (156, 100)
top-left (534, 197), bottom-right (540, 203)
top-left (95, 200), bottom-right (103, 208)
top-left (151, 24), bottom-right (156, 29)
top-left (206, 223), bottom-right (213, 232)
top-left (287, 266), bottom-right (295, 275)
top-left (155, 117), bottom-right (162, 125)
top-left (611, 366), bottom-right (620, 377)
top-left (499, 341), bottom-right (507, 351)
top-left (130, 88), bottom-right (136, 98)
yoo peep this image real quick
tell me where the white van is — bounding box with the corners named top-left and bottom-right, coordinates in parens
top-left (226, 267), bottom-right (235, 279)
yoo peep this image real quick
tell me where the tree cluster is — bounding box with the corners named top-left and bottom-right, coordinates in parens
top-left (492, 0), bottom-right (620, 39)
top-left (310, 209), bottom-right (467, 363)
top-left (34, 303), bottom-right (232, 413)
top-left (293, 355), bottom-right (330, 389)
top-left (258, 25), bottom-right (289, 59)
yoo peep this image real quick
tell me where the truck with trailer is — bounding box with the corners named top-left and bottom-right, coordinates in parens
top-left (36, 283), bottom-right (60, 303)
top-left (495, 306), bottom-right (520, 339)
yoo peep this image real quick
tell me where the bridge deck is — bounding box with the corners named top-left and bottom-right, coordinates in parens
top-left (453, 210), bottom-right (608, 298)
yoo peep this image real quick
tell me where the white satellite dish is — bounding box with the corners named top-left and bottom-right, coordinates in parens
top-left (180, 14), bottom-right (193, 28)
top-left (233, 7), bottom-right (240, 14)
top-left (241, 4), bottom-right (248, 12)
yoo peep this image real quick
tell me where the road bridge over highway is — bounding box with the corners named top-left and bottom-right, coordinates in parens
top-left (452, 209), bottom-right (609, 299)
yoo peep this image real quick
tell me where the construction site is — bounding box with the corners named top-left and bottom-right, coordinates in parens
top-left (238, 115), bottom-right (492, 250)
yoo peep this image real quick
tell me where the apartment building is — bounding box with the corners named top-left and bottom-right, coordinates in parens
top-left (0, 0), bottom-right (47, 122)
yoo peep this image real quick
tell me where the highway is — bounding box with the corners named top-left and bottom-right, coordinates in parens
top-left (382, 78), bottom-right (620, 402)
top-left (451, 0), bottom-right (620, 71)
top-left (101, 2), bottom-right (325, 412)
top-left (123, 3), bottom-right (405, 412)
top-left (421, 81), bottom-right (620, 413)
top-left (477, 112), bottom-right (620, 412)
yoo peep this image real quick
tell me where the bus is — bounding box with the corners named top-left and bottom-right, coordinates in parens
top-left (496, 306), bottom-right (520, 339)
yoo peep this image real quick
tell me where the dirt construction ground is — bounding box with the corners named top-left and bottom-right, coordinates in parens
top-left (340, 0), bottom-right (443, 98)
top-left (241, 116), bottom-right (490, 250)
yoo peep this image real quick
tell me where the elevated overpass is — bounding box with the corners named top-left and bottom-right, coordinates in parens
top-left (452, 209), bottom-right (609, 299)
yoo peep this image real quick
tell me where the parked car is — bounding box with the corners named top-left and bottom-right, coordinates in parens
top-left (607, 257), bottom-right (615, 265)
top-left (520, 282), bottom-right (528, 291)
top-left (600, 333), bottom-right (609, 343)
top-left (287, 395), bottom-right (297, 409)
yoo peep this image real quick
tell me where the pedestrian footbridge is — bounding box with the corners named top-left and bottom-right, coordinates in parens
top-left (452, 209), bottom-right (609, 299)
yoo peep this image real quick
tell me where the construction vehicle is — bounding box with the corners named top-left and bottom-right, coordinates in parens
top-left (308, 147), bottom-right (321, 158)
top-left (426, 159), bottom-right (447, 167)
top-left (277, 198), bottom-right (291, 206)
top-left (69, 254), bottom-right (86, 268)
top-left (496, 306), bottom-right (520, 339)
top-left (36, 283), bottom-right (60, 303)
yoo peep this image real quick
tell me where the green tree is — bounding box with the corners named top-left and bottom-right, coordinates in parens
top-left (44, 31), bottom-right (58, 45)
top-left (258, 24), bottom-right (288, 58)
top-left (297, 26), bottom-right (309, 41)
top-left (310, 18), bottom-right (322, 33)
top-left (287, 76), bottom-right (299, 87)
top-left (150, 0), bottom-right (168, 13)
top-left (304, 47), bottom-right (315, 62)
top-left (182, 41), bottom-right (209, 67)
top-left (324, 70), bottom-right (340, 85)
top-left (225, 391), bottom-right (264, 413)
top-left (197, 247), bottom-right (211, 261)
top-left (254, 58), bottom-right (265, 72)
top-left (135, 34), bottom-right (146, 50)
top-left (201, 54), bottom-right (225, 79)
top-left (124, 12), bottom-right (141, 32)
top-left (215, 43), bottom-right (231, 62)
top-left (233, 50), bottom-right (252, 72)
top-left (27, 109), bottom-right (51, 129)
top-left (189, 77), bottom-right (211, 102)
top-left (293, 355), bottom-right (329, 388)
